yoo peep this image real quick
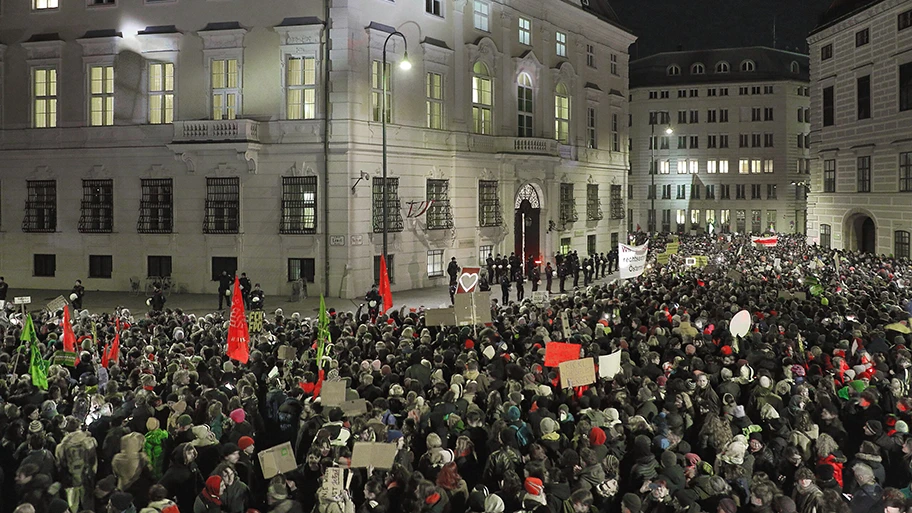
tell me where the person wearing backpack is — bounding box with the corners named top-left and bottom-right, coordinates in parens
top-left (55, 426), bottom-right (98, 512)
top-left (141, 484), bottom-right (180, 513)
top-left (504, 406), bottom-right (533, 450)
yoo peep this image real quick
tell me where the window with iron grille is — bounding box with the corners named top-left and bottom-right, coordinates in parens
top-left (24, 180), bottom-right (56, 233)
top-left (281, 176), bottom-right (317, 234)
top-left (559, 183), bottom-right (577, 225)
top-left (478, 180), bottom-right (501, 227)
top-left (204, 177), bottom-right (240, 234)
top-left (824, 160), bottom-right (836, 193)
top-left (288, 257), bottom-right (315, 282)
top-left (610, 184), bottom-right (624, 220)
top-left (427, 250), bottom-right (444, 278)
top-left (586, 184), bottom-right (603, 221)
top-left (138, 178), bottom-right (173, 234)
top-left (751, 210), bottom-right (761, 233)
top-left (373, 254), bottom-right (395, 284)
top-left (79, 179), bottom-right (113, 233)
top-left (426, 179), bottom-right (453, 230)
top-left (372, 177), bottom-right (403, 233)
top-left (901, 152), bottom-right (912, 192)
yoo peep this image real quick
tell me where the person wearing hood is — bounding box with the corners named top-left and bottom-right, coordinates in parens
top-left (194, 475), bottom-right (225, 513)
top-left (539, 418), bottom-right (568, 461)
top-left (55, 427), bottom-right (98, 512)
top-left (144, 418), bottom-right (169, 480)
top-left (190, 425), bottom-right (221, 477)
top-left (212, 447), bottom-right (249, 513)
top-left (159, 443), bottom-right (203, 513)
top-left (111, 432), bottom-right (153, 508)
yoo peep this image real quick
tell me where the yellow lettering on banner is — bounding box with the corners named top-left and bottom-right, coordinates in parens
top-left (247, 311), bottom-right (264, 333)
top-left (656, 253), bottom-right (670, 265)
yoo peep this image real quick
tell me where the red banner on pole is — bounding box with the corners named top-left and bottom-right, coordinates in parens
top-left (227, 276), bottom-right (250, 364)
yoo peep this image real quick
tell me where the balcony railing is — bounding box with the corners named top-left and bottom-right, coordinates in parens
top-left (496, 137), bottom-right (560, 156)
top-left (173, 120), bottom-right (260, 143)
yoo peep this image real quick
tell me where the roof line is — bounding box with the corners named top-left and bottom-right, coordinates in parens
top-left (631, 45), bottom-right (810, 64)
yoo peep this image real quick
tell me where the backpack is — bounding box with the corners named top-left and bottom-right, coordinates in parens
top-left (510, 422), bottom-right (532, 447)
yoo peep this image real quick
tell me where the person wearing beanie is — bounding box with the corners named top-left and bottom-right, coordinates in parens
top-left (47, 498), bottom-right (69, 513)
top-left (716, 497), bottom-right (737, 513)
top-left (621, 493), bottom-right (642, 513)
top-left (139, 484), bottom-right (179, 513)
top-left (159, 444), bottom-right (200, 513)
top-left (109, 491), bottom-right (136, 513)
top-left (226, 409), bottom-right (255, 446)
top-left (503, 405), bottom-right (533, 449)
top-left (194, 475), bottom-right (224, 513)
top-left (234, 437), bottom-right (257, 504)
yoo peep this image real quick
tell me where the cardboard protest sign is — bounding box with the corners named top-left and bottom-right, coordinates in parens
top-left (778, 290), bottom-right (807, 301)
top-left (727, 270), bottom-right (743, 283)
top-left (324, 467), bottom-right (346, 495)
top-left (277, 345), bottom-right (296, 361)
top-left (456, 267), bottom-right (481, 294)
top-left (531, 291), bottom-right (549, 306)
top-left (559, 357), bottom-right (596, 388)
top-left (598, 350), bottom-right (622, 379)
top-left (424, 308), bottom-right (455, 326)
top-left (544, 342), bottom-right (581, 367)
top-left (46, 295), bottom-right (68, 314)
top-left (258, 442), bottom-right (297, 478)
top-left (655, 253), bottom-right (670, 265)
top-left (52, 351), bottom-right (77, 367)
top-left (320, 381), bottom-right (347, 406)
top-left (341, 399), bottom-right (369, 415)
top-left (247, 311), bottom-right (264, 334)
top-left (455, 292), bottom-right (491, 326)
top-left (665, 242), bottom-right (680, 255)
top-left (560, 310), bottom-right (571, 334)
top-left (350, 442), bottom-right (399, 469)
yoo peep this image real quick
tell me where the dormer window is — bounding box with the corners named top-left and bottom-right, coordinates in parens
top-left (740, 60), bottom-right (755, 72)
top-left (667, 64), bottom-right (680, 76)
top-left (715, 61), bottom-right (729, 73)
top-left (691, 63), bottom-right (705, 75)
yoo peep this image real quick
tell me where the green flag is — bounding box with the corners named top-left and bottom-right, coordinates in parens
top-left (23, 314), bottom-right (49, 390)
top-left (316, 295), bottom-right (331, 368)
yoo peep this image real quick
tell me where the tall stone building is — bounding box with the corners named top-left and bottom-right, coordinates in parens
top-left (808, 0), bottom-right (912, 257)
top-left (0, 0), bottom-right (634, 297)
top-left (628, 47), bottom-right (810, 236)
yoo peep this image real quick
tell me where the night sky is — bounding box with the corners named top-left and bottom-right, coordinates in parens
top-left (610, 0), bottom-right (836, 58)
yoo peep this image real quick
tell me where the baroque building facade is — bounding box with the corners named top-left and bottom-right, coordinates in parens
top-left (628, 47), bottom-right (810, 236)
top-left (807, 0), bottom-right (912, 257)
top-left (0, 0), bottom-right (634, 298)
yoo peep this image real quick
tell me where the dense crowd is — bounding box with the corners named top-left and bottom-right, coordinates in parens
top-left (2, 233), bottom-right (912, 513)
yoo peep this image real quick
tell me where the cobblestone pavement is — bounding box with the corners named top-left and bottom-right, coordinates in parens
top-left (6, 271), bottom-right (619, 318)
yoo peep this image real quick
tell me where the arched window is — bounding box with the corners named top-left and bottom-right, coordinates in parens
top-left (472, 62), bottom-right (492, 134)
top-left (740, 60), bottom-right (755, 72)
top-left (667, 64), bottom-right (681, 76)
top-left (517, 72), bottom-right (533, 137)
top-left (790, 61), bottom-right (800, 74)
top-left (715, 61), bottom-right (730, 73)
top-left (691, 63), bottom-right (705, 75)
top-left (896, 230), bottom-right (911, 259)
top-left (554, 83), bottom-right (570, 144)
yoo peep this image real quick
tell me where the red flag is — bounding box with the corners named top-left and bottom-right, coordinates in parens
top-left (102, 331), bottom-right (119, 368)
top-left (378, 255), bottom-right (393, 313)
top-left (61, 305), bottom-right (76, 353)
top-left (227, 276), bottom-right (250, 364)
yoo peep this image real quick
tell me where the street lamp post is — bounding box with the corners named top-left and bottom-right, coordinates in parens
top-left (381, 31), bottom-right (411, 264)
top-left (649, 122), bottom-right (673, 233)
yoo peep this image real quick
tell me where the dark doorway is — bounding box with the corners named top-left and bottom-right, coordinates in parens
top-left (860, 217), bottom-right (876, 253)
top-left (514, 184), bottom-right (541, 265)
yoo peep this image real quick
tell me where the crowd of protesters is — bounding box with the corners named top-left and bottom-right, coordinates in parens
top-left (3, 232), bottom-right (912, 513)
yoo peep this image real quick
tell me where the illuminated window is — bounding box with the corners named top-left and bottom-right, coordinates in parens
top-left (518, 18), bottom-right (531, 46)
top-left (286, 56), bottom-right (316, 120)
top-left (556, 31), bottom-right (567, 57)
top-left (426, 72), bottom-right (444, 129)
top-left (32, 68), bottom-right (58, 128)
top-left (149, 62), bottom-right (174, 124)
top-left (89, 65), bottom-right (114, 126)
top-left (554, 83), bottom-right (570, 143)
top-left (517, 73), bottom-right (533, 137)
top-left (472, 62), bottom-right (493, 134)
top-left (371, 60), bottom-right (391, 123)
top-left (474, 0), bottom-right (489, 31)
top-left (33, 0), bottom-right (58, 9)
top-left (719, 160), bottom-right (729, 174)
top-left (211, 59), bottom-right (239, 120)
